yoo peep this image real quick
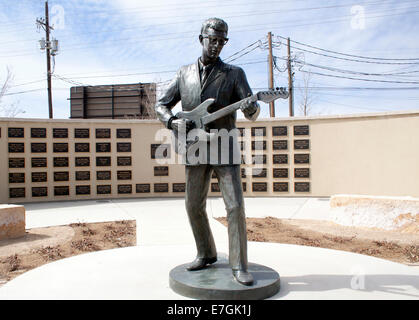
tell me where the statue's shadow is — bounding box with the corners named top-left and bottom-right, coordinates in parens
top-left (272, 274), bottom-right (419, 299)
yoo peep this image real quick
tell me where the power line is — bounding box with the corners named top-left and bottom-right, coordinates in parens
top-left (276, 35), bottom-right (419, 61)
top-left (300, 69), bottom-right (419, 84)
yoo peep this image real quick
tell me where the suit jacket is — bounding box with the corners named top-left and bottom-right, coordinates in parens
top-left (155, 58), bottom-right (260, 165)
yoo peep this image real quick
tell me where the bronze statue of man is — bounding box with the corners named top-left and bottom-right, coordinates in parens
top-left (155, 17), bottom-right (260, 286)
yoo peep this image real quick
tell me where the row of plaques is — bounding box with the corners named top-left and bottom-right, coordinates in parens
top-left (150, 145), bottom-right (310, 165)
top-left (9, 181), bottom-right (310, 198)
top-left (7, 128), bottom-right (132, 139)
top-left (241, 139), bottom-right (309, 150)
top-left (236, 125), bottom-right (309, 137)
top-left (8, 142), bottom-right (132, 153)
top-left (9, 170), bottom-right (133, 183)
top-left (8, 156), bottom-right (132, 168)
top-left (6, 126), bottom-right (309, 139)
top-left (210, 182), bottom-right (309, 193)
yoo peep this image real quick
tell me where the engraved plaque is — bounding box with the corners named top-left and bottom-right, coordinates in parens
top-left (211, 183), bottom-right (220, 192)
top-left (117, 128), bottom-right (131, 138)
top-left (252, 168), bottom-right (267, 178)
top-left (151, 144), bottom-right (170, 159)
top-left (273, 182), bottom-right (288, 192)
top-left (251, 140), bottom-right (266, 150)
top-left (273, 140), bottom-right (288, 150)
top-left (75, 157), bottom-right (90, 167)
top-left (154, 183), bottom-right (168, 193)
top-left (31, 143), bottom-right (47, 153)
top-left (252, 154), bottom-right (267, 165)
top-left (53, 128), bottom-right (68, 138)
top-left (117, 170), bottom-right (132, 180)
top-left (295, 182), bottom-right (310, 192)
top-left (117, 156), bottom-right (132, 166)
top-left (97, 185), bottom-right (111, 194)
top-left (118, 184), bottom-right (132, 194)
top-left (294, 139), bottom-right (310, 150)
top-left (136, 184), bottom-right (150, 193)
top-left (53, 143), bottom-right (68, 153)
top-left (273, 168), bottom-right (288, 178)
top-left (294, 125), bottom-right (309, 136)
top-left (76, 185), bottom-right (91, 195)
top-left (75, 171), bottom-right (90, 181)
top-left (96, 142), bottom-right (111, 153)
top-left (10, 188), bottom-right (25, 198)
top-left (251, 127), bottom-right (266, 137)
top-left (74, 128), bottom-right (89, 138)
top-left (96, 128), bottom-right (111, 138)
top-left (53, 157), bottom-right (69, 167)
top-left (8, 127), bottom-right (24, 138)
top-left (173, 183), bottom-right (186, 193)
top-left (154, 166), bottom-right (168, 176)
top-left (9, 143), bottom-right (24, 153)
top-left (54, 171), bottom-right (69, 182)
top-left (272, 126), bottom-right (287, 136)
top-left (31, 128), bottom-right (46, 138)
top-left (9, 173), bottom-right (25, 183)
top-left (295, 168), bottom-right (310, 178)
top-left (96, 156), bottom-right (111, 166)
top-left (252, 182), bottom-right (267, 192)
top-left (97, 171), bottom-right (111, 180)
top-left (32, 187), bottom-right (47, 197)
top-left (32, 172), bottom-right (47, 183)
top-left (117, 142), bottom-right (131, 153)
top-left (32, 157), bottom-right (47, 168)
top-left (75, 143), bottom-right (90, 153)
top-left (9, 158), bottom-right (25, 168)
top-left (54, 186), bottom-right (69, 196)
top-left (294, 154), bottom-right (310, 164)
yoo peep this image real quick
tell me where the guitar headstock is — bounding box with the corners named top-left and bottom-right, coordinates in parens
top-left (256, 87), bottom-right (289, 103)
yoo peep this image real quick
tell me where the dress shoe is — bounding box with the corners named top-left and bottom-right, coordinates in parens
top-left (232, 270), bottom-right (254, 286)
top-left (186, 257), bottom-right (217, 271)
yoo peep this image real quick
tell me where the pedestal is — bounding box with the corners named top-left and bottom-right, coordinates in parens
top-left (169, 257), bottom-right (280, 300)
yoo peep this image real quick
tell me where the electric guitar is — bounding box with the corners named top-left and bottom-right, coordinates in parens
top-left (172, 87), bottom-right (289, 154)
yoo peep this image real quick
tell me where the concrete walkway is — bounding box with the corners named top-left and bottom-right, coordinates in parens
top-left (0, 197), bottom-right (418, 299)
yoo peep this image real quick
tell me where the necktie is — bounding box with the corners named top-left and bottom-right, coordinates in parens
top-left (201, 65), bottom-right (210, 86)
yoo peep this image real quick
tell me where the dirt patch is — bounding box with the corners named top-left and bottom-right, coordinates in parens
top-left (216, 217), bottom-right (419, 265)
top-left (0, 220), bottom-right (136, 286)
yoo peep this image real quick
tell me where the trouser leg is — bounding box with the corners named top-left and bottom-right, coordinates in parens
top-left (214, 165), bottom-right (248, 271)
top-left (185, 165), bottom-right (217, 259)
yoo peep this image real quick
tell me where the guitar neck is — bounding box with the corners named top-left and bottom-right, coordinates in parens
top-left (201, 97), bottom-right (251, 126)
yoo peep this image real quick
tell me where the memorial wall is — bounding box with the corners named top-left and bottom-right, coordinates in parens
top-left (1, 109), bottom-right (419, 203)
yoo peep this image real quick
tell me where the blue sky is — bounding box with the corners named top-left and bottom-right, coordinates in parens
top-left (0, 0), bottom-right (419, 119)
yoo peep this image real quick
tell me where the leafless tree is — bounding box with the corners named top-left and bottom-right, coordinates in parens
top-left (0, 67), bottom-right (25, 117)
top-left (297, 71), bottom-right (316, 116)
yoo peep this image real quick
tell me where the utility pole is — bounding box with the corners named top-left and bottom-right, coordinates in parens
top-left (267, 32), bottom-right (275, 117)
top-left (287, 37), bottom-right (294, 117)
top-left (37, 1), bottom-right (58, 119)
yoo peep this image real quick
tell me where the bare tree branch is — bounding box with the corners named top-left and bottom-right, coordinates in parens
top-left (297, 70), bottom-right (316, 116)
top-left (0, 67), bottom-right (26, 117)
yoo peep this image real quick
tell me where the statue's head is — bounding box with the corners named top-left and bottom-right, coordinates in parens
top-left (199, 18), bottom-right (229, 63)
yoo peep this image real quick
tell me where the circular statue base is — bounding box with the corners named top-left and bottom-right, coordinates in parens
top-left (169, 258), bottom-right (280, 300)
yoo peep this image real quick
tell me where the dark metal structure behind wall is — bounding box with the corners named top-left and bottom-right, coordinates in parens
top-left (69, 83), bottom-right (157, 119)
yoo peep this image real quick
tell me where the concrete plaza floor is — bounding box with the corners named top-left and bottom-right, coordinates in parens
top-left (0, 197), bottom-right (418, 300)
